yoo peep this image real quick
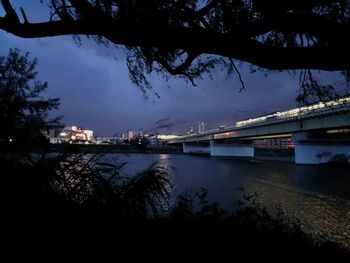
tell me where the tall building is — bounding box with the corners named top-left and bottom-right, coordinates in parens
top-left (186, 121), bottom-right (205, 134)
top-left (121, 130), bottom-right (136, 140)
top-left (186, 123), bottom-right (194, 134)
top-left (198, 121), bottom-right (205, 133)
top-left (127, 130), bottom-right (135, 139)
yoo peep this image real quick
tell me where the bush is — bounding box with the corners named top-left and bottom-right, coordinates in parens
top-left (1, 152), bottom-right (349, 258)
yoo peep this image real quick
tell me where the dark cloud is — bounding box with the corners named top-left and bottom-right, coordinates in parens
top-left (1, 2), bottom-right (345, 136)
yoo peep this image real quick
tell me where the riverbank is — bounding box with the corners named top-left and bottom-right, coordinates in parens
top-left (48, 144), bottom-right (296, 162)
top-left (49, 143), bottom-right (182, 154)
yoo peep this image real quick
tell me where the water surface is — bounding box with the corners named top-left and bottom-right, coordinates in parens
top-left (105, 153), bottom-right (350, 248)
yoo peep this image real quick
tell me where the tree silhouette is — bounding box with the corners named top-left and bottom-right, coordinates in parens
top-left (0, 48), bottom-right (62, 150)
top-left (0, 0), bottom-right (349, 100)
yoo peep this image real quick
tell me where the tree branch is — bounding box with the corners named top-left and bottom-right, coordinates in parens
top-left (156, 51), bottom-right (199, 75)
top-left (229, 59), bottom-right (245, 92)
top-left (1, 15), bottom-right (349, 71)
top-left (253, 0), bottom-right (346, 13)
top-left (246, 12), bottom-right (350, 44)
top-left (20, 7), bottom-right (29, 23)
top-left (1, 1), bottom-right (350, 72)
top-left (1, 0), bottom-right (19, 23)
top-left (155, 52), bottom-right (199, 86)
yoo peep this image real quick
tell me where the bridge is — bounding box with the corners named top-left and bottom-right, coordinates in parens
top-left (167, 97), bottom-right (350, 164)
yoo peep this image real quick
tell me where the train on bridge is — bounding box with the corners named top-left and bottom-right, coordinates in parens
top-left (235, 96), bottom-right (350, 128)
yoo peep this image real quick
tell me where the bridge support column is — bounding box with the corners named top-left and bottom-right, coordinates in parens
top-left (210, 141), bottom-right (254, 157)
top-left (182, 142), bottom-right (210, 154)
top-left (292, 132), bottom-right (350, 164)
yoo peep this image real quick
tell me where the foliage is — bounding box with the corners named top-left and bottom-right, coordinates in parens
top-left (1, 152), bottom-right (172, 219)
top-left (169, 188), bottom-right (227, 223)
top-left (162, 187), bottom-right (350, 257)
top-left (0, 48), bottom-right (62, 150)
top-left (1, 1), bottom-right (350, 101)
top-left (1, 151), bottom-right (349, 257)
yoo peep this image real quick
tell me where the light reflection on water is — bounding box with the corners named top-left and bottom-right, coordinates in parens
top-left (103, 153), bottom-right (350, 248)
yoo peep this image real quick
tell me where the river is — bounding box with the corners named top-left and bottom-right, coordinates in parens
top-left (103, 153), bottom-right (350, 248)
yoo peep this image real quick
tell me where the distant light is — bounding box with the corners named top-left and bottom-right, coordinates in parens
top-left (327, 128), bottom-right (350, 134)
top-left (159, 154), bottom-right (169, 160)
top-left (157, 134), bottom-right (179, 140)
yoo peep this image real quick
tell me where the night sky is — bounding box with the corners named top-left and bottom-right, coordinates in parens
top-left (0, 1), bottom-right (345, 136)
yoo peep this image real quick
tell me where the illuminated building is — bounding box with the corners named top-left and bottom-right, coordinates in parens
top-left (187, 123), bottom-right (194, 134)
top-left (187, 121), bottom-right (206, 134)
top-left (198, 121), bottom-right (205, 133)
top-left (57, 126), bottom-right (94, 143)
top-left (120, 131), bottom-right (133, 140)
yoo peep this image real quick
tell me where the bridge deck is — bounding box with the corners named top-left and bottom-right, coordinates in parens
top-left (168, 98), bottom-right (350, 144)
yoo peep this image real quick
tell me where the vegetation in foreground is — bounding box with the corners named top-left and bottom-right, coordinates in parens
top-left (1, 152), bottom-right (349, 258)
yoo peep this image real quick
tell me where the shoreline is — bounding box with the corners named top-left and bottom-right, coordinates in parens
top-left (49, 143), bottom-right (182, 154)
top-left (42, 144), bottom-right (349, 166)
top-left (48, 144), bottom-right (296, 163)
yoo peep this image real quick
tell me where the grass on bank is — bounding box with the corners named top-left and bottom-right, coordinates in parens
top-left (1, 152), bottom-right (349, 258)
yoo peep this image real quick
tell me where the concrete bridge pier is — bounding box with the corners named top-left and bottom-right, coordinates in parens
top-left (182, 142), bottom-right (210, 154)
top-left (210, 140), bottom-right (254, 157)
top-left (292, 131), bottom-right (350, 164)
